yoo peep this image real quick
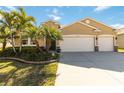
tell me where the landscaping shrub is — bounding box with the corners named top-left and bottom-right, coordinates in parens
top-left (0, 46), bottom-right (60, 61)
top-left (0, 48), bottom-right (16, 57)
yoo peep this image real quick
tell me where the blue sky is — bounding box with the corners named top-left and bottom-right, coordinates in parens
top-left (1, 6), bottom-right (124, 28)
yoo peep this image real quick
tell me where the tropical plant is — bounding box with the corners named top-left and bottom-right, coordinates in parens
top-left (42, 26), bottom-right (63, 52)
top-left (0, 25), bottom-right (11, 51)
top-left (24, 25), bottom-right (44, 52)
top-left (14, 7), bottom-right (35, 53)
top-left (0, 10), bottom-right (17, 54)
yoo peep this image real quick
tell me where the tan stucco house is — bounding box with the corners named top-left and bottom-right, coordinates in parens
top-left (14, 20), bottom-right (60, 50)
top-left (117, 28), bottom-right (124, 48)
top-left (60, 18), bottom-right (118, 52)
top-left (3, 17), bottom-right (118, 52)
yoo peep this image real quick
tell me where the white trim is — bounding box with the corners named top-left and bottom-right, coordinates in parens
top-left (82, 17), bottom-right (115, 29)
top-left (98, 35), bottom-right (114, 37)
top-left (28, 38), bottom-right (31, 45)
top-left (22, 37), bottom-right (36, 46)
top-left (22, 45), bottom-right (36, 47)
top-left (94, 35), bottom-right (97, 46)
top-left (60, 19), bottom-right (97, 30)
top-left (77, 21), bottom-right (97, 29)
top-left (62, 35), bottom-right (95, 38)
top-left (60, 17), bottom-right (115, 31)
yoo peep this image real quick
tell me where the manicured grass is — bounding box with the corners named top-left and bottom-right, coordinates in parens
top-left (118, 48), bottom-right (124, 52)
top-left (0, 61), bottom-right (58, 86)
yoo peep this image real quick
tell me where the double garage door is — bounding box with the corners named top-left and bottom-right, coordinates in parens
top-left (60, 35), bottom-right (114, 52)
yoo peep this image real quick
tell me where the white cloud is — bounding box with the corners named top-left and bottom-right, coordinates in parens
top-left (94, 6), bottom-right (111, 12)
top-left (0, 6), bottom-right (17, 12)
top-left (52, 8), bottom-right (58, 14)
top-left (111, 23), bottom-right (124, 29)
top-left (48, 14), bottom-right (61, 21)
top-left (5, 6), bottom-right (16, 11)
top-left (47, 8), bottom-right (62, 21)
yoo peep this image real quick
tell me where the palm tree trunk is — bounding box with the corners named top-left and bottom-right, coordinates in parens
top-left (35, 39), bottom-right (42, 52)
top-left (46, 39), bottom-right (51, 52)
top-left (9, 28), bottom-right (17, 54)
top-left (2, 39), bottom-right (7, 51)
top-left (10, 36), bottom-right (17, 54)
top-left (19, 34), bottom-right (22, 53)
top-left (46, 39), bottom-right (48, 52)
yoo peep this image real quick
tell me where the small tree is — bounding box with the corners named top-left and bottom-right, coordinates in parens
top-left (24, 25), bottom-right (44, 52)
top-left (0, 25), bottom-right (11, 51)
top-left (0, 10), bottom-right (17, 54)
top-left (42, 26), bottom-right (63, 52)
top-left (14, 7), bottom-right (35, 53)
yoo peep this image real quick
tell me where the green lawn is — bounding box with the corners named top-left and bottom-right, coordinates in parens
top-left (118, 48), bottom-right (124, 52)
top-left (0, 61), bottom-right (58, 86)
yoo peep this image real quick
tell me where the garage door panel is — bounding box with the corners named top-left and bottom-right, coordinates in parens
top-left (60, 36), bottom-right (94, 52)
top-left (98, 36), bottom-right (113, 51)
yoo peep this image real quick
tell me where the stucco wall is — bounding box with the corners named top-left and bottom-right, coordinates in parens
top-left (37, 38), bottom-right (45, 46)
top-left (14, 38), bottom-right (21, 47)
top-left (14, 38), bottom-right (45, 47)
top-left (42, 20), bottom-right (60, 29)
top-left (61, 23), bottom-right (95, 35)
top-left (117, 34), bottom-right (124, 48)
top-left (61, 18), bottom-right (116, 36)
top-left (81, 18), bottom-right (116, 35)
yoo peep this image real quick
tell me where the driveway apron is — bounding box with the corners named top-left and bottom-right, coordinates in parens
top-left (55, 52), bottom-right (124, 86)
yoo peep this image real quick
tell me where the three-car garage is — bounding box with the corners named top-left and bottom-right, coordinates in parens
top-left (60, 35), bottom-right (114, 52)
top-left (60, 18), bottom-right (117, 52)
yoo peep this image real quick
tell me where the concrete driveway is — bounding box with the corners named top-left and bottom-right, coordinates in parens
top-left (55, 52), bottom-right (124, 86)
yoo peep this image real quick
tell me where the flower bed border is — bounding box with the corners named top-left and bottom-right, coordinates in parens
top-left (0, 57), bottom-right (57, 64)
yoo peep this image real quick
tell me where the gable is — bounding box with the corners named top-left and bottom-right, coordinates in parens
top-left (42, 20), bottom-right (60, 29)
top-left (116, 28), bottom-right (124, 35)
top-left (81, 18), bottom-right (116, 35)
top-left (61, 22), bottom-right (95, 35)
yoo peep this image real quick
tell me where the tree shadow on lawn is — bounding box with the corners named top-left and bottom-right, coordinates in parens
top-left (60, 52), bottom-right (124, 72)
top-left (0, 61), bottom-right (57, 86)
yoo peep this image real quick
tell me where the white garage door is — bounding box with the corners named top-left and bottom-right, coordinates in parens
top-left (98, 35), bottom-right (114, 51)
top-left (60, 35), bottom-right (94, 52)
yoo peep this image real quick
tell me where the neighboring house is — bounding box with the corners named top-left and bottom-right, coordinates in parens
top-left (60, 18), bottom-right (118, 52)
top-left (117, 28), bottom-right (124, 48)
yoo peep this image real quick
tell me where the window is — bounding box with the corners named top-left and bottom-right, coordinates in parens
top-left (22, 39), bottom-right (28, 45)
top-left (22, 38), bottom-right (36, 46)
top-left (30, 40), bottom-right (36, 45)
top-left (85, 20), bottom-right (90, 24)
top-left (94, 28), bottom-right (101, 32)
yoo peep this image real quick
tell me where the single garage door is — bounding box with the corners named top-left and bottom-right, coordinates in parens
top-left (60, 35), bottom-right (94, 52)
top-left (98, 35), bottom-right (114, 51)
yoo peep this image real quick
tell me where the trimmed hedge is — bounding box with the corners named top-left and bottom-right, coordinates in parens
top-left (0, 46), bottom-right (60, 61)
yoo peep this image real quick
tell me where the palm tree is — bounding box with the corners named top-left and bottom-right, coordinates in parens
top-left (42, 26), bottom-right (63, 52)
top-left (0, 10), bottom-right (17, 54)
top-left (24, 25), bottom-right (44, 52)
top-left (0, 25), bottom-right (11, 51)
top-left (14, 7), bottom-right (35, 53)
